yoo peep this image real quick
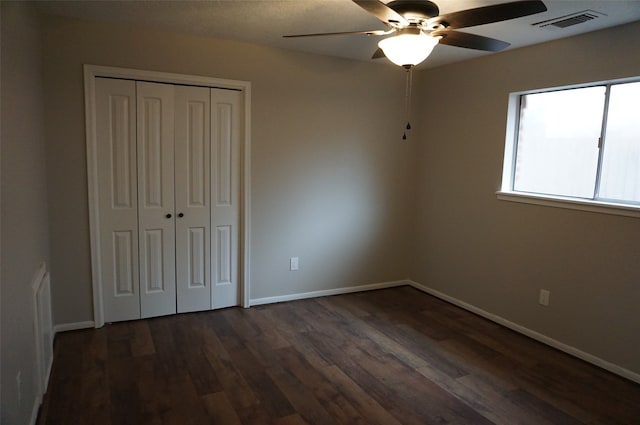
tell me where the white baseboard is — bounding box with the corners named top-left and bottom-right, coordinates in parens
top-left (53, 320), bottom-right (95, 334)
top-left (408, 280), bottom-right (640, 385)
top-left (249, 280), bottom-right (409, 306)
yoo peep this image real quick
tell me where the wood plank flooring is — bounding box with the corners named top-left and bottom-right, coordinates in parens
top-left (37, 286), bottom-right (640, 424)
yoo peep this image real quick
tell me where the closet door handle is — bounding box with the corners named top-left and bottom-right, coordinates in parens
top-left (165, 213), bottom-right (172, 219)
top-left (178, 213), bottom-right (184, 218)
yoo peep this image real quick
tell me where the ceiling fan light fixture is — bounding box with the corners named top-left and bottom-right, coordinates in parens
top-left (378, 30), bottom-right (439, 67)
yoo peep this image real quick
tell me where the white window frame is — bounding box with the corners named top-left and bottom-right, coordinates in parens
top-left (498, 77), bottom-right (640, 219)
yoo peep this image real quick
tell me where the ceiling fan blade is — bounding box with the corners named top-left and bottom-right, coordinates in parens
top-left (353, 0), bottom-right (409, 26)
top-left (371, 48), bottom-right (386, 59)
top-left (433, 30), bottom-right (510, 51)
top-left (283, 29), bottom-right (388, 38)
top-left (429, 0), bottom-right (547, 29)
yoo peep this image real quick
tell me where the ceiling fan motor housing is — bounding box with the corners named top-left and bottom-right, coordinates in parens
top-left (387, 0), bottom-right (440, 23)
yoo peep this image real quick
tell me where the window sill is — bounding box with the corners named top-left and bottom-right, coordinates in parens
top-left (496, 191), bottom-right (640, 219)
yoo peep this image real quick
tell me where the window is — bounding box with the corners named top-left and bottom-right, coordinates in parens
top-left (500, 79), bottom-right (640, 216)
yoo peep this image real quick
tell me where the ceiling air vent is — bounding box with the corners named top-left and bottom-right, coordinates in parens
top-left (532, 10), bottom-right (606, 29)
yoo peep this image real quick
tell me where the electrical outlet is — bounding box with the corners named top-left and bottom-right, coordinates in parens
top-left (290, 257), bottom-right (299, 271)
top-left (539, 289), bottom-right (550, 306)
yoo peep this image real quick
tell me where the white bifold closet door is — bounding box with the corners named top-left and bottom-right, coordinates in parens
top-left (210, 89), bottom-right (241, 310)
top-left (174, 85), bottom-right (212, 314)
top-left (136, 81), bottom-right (178, 319)
top-left (95, 77), bottom-right (240, 323)
top-left (96, 78), bottom-right (140, 322)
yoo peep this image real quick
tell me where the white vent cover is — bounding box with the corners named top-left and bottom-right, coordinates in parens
top-left (532, 10), bottom-right (606, 29)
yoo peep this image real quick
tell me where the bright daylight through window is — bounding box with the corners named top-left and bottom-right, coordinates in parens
top-left (501, 79), bottom-right (640, 213)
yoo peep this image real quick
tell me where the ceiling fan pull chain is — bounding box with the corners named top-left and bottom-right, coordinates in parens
top-left (406, 66), bottom-right (413, 130)
top-left (403, 65), bottom-right (413, 140)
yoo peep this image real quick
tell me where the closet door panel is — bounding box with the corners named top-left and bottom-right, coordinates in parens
top-left (175, 86), bottom-right (211, 313)
top-left (136, 81), bottom-right (177, 319)
top-left (211, 88), bottom-right (242, 309)
top-left (95, 78), bottom-right (141, 323)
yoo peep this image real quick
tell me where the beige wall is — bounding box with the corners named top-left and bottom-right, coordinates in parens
top-left (1, 2), bottom-right (50, 423)
top-left (42, 16), bottom-right (417, 324)
top-left (413, 21), bottom-right (640, 375)
top-left (38, 10), bottom-right (640, 379)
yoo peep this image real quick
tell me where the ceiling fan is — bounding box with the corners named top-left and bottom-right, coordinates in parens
top-left (284, 0), bottom-right (548, 68)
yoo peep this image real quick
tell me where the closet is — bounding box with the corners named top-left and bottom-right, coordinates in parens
top-left (93, 77), bottom-right (241, 323)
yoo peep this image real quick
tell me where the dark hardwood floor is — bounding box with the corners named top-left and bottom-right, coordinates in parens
top-left (37, 286), bottom-right (640, 425)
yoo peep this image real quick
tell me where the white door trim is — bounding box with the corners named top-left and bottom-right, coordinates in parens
top-left (84, 64), bottom-right (252, 327)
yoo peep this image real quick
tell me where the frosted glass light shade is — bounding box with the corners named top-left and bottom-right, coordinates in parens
top-left (378, 33), bottom-right (439, 67)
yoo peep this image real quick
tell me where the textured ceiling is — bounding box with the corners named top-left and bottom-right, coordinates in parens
top-left (36, 0), bottom-right (640, 69)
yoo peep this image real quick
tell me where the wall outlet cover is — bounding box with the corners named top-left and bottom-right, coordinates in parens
top-left (539, 289), bottom-right (550, 306)
top-left (290, 257), bottom-right (299, 271)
